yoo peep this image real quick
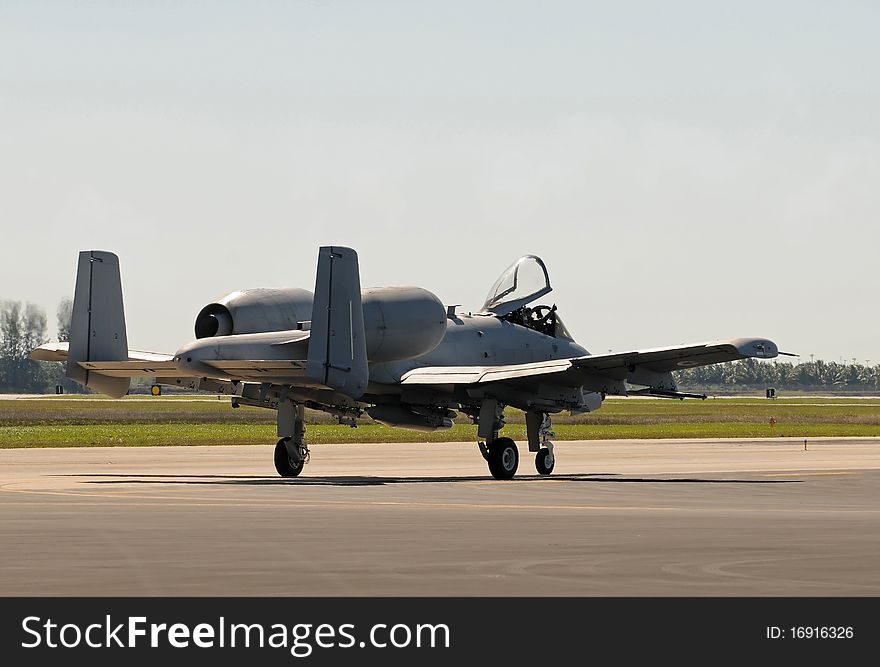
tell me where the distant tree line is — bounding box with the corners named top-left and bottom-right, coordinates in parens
top-left (675, 357), bottom-right (880, 392)
top-left (0, 299), bottom-right (85, 394)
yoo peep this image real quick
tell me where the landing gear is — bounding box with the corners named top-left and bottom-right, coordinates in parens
top-left (474, 402), bottom-right (556, 480)
top-left (527, 411), bottom-right (556, 475)
top-left (476, 399), bottom-right (520, 480)
top-left (274, 438), bottom-right (305, 477)
top-left (535, 445), bottom-right (555, 475)
top-left (477, 398), bottom-right (519, 479)
top-left (275, 398), bottom-right (309, 478)
top-left (487, 437), bottom-right (519, 480)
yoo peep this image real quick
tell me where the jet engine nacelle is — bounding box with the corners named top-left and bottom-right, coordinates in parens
top-left (194, 288), bottom-right (314, 339)
top-left (361, 287), bottom-right (446, 362)
top-left (194, 285), bottom-right (447, 362)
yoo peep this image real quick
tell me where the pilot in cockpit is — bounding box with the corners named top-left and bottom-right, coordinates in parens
top-left (482, 255), bottom-right (573, 340)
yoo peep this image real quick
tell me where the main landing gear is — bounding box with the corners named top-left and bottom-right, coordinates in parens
top-left (274, 400), bottom-right (310, 478)
top-left (275, 438), bottom-right (307, 477)
top-left (485, 437), bottom-right (519, 480)
top-left (477, 400), bottom-right (556, 480)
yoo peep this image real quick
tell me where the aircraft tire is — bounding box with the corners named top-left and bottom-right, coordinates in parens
top-left (274, 438), bottom-right (305, 478)
top-left (535, 447), bottom-right (555, 475)
top-left (487, 437), bottom-right (519, 480)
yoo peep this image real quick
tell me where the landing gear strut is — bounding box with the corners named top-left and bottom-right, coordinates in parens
top-left (476, 399), bottom-right (519, 480)
top-left (527, 411), bottom-right (556, 475)
top-left (275, 399), bottom-right (309, 478)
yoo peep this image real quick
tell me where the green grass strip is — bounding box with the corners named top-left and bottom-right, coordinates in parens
top-left (3, 421), bottom-right (880, 449)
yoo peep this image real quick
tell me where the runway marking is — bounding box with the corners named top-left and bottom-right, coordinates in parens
top-left (0, 485), bottom-right (684, 512)
top-left (457, 471), bottom-right (852, 486)
top-left (2, 483), bottom-right (879, 514)
top-left (762, 471), bottom-right (853, 477)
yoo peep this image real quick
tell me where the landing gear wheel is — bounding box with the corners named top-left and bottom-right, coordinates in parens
top-left (535, 447), bottom-right (555, 475)
top-left (274, 438), bottom-right (304, 478)
top-left (487, 437), bottom-right (519, 480)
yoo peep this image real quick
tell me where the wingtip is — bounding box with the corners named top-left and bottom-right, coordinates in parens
top-left (729, 338), bottom-right (779, 359)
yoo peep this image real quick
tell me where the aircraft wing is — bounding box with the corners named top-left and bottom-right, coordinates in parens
top-left (570, 337), bottom-right (779, 377)
top-left (401, 337), bottom-right (779, 391)
top-left (401, 359), bottom-right (573, 385)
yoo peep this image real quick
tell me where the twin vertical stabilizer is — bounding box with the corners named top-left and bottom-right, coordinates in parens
top-left (66, 251), bottom-right (131, 398)
top-left (60, 246), bottom-right (369, 400)
top-left (305, 246), bottom-right (369, 399)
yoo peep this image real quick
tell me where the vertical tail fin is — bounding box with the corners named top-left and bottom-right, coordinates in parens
top-left (67, 250), bottom-right (131, 397)
top-left (305, 246), bottom-right (369, 399)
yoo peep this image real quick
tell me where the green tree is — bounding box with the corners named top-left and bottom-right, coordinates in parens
top-left (675, 358), bottom-right (880, 391)
top-left (56, 297), bottom-right (73, 342)
top-left (0, 301), bottom-right (49, 392)
top-left (46, 298), bottom-right (89, 394)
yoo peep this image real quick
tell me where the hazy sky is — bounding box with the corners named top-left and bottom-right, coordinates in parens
top-left (1, 1), bottom-right (878, 363)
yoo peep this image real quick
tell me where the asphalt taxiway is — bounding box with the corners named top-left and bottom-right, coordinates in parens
top-left (2, 438), bottom-right (879, 596)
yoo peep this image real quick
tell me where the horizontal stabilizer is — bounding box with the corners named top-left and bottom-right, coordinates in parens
top-left (76, 359), bottom-right (187, 378)
top-left (31, 342), bottom-right (188, 378)
top-left (29, 342), bottom-right (72, 362)
top-left (200, 359), bottom-right (309, 381)
top-left (270, 331), bottom-right (311, 346)
top-left (202, 359), bottom-right (307, 370)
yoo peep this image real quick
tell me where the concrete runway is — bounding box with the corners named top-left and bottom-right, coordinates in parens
top-left (2, 438), bottom-right (880, 596)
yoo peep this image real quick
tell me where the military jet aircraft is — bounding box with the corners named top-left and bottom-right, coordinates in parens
top-left (32, 247), bottom-right (782, 480)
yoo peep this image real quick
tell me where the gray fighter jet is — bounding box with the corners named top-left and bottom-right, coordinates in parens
top-left (32, 247), bottom-right (782, 480)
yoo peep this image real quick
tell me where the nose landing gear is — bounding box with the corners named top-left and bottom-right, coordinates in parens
top-left (526, 411), bottom-right (556, 475)
top-left (535, 441), bottom-right (555, 475)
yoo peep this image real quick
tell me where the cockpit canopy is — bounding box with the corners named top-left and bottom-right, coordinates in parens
top-left (481, 255), bottom-right (574, 341)
top-left (481, 255), bottom-right (552, 316)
